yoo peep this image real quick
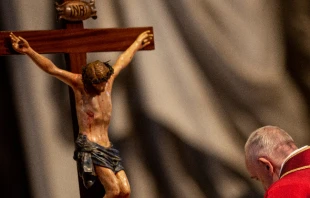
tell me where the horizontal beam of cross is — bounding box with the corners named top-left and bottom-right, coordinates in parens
top-left (0, 27), bottom-right (154, 55)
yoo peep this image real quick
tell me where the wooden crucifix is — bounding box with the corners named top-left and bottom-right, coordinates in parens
top-left (0, 0), bottom-right (154, 198)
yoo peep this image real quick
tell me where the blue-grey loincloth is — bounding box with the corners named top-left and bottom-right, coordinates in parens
top-left (73, 134), bottom-right (124, 189)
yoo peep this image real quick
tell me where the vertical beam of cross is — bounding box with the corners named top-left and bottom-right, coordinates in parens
top-left (60, 1), bottom-right (153, 197)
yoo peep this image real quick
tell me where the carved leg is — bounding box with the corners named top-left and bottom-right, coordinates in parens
top-left (95, 166), bottom-right (120, 198)
top-left (116, 170), bottom-right (131, 198)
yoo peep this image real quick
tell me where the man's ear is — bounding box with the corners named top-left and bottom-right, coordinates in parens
top-left (258, 157), bottom-right (274, 175)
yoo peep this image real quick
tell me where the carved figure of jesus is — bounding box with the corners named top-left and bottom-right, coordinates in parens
top-left (10, 30), bottom-right (153, 198)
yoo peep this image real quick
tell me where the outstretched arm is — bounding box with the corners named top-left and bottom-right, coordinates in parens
top-left (112, 30), bottom-right (153, 78)
top-left (10, 32), bottom-right (79, 88)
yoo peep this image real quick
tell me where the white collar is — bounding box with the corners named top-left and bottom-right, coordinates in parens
top-left (279, 145), bottom-right (308, 177)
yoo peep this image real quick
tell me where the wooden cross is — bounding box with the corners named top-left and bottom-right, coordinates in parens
top-left (0, 0), bottom-right (154, 197)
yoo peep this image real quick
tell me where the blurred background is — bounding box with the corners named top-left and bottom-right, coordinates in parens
top-left (1, 0), bottom-right (309, 197)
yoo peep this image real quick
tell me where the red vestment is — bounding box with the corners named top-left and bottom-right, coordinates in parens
top-left (264, 146), bottom-right (310, 198)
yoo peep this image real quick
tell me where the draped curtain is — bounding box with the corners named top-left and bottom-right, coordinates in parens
top-left (1, 0), bottom-right (309, 198)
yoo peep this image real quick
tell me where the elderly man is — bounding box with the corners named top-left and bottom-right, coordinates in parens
top-left (244, 125), bottom-right (310, 197)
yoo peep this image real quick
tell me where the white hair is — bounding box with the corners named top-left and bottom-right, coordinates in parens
top-left (245, 126), bottom-right (296, 166)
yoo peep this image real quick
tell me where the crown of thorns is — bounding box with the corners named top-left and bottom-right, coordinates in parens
top-left (82, 60), bottom-right (114, 84)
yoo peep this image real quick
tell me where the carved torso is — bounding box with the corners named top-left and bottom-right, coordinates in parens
top-left (74, 81), bottom-right (113, 147)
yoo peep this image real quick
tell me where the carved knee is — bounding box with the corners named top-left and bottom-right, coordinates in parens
top-left (105, 185), bottom-right (120, 198)
top-left (120, 187), bottom-right (131, 198)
